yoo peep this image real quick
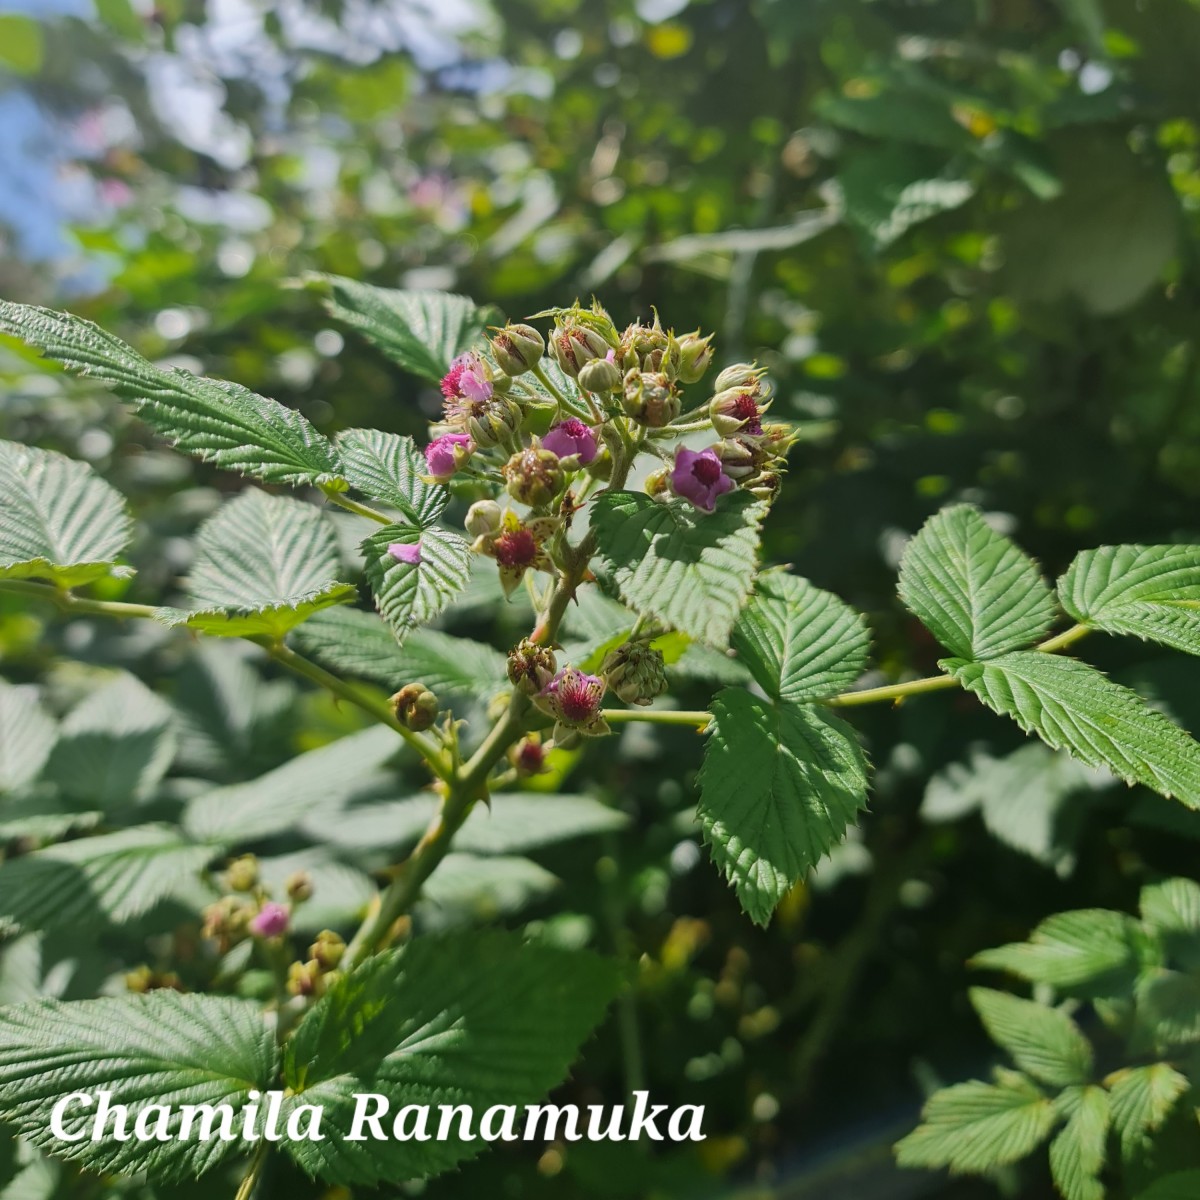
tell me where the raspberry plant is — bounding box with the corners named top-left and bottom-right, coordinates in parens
top-left (1, 284), bottom-right (1200, 1196)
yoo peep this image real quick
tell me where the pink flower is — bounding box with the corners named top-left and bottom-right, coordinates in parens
top-left (671, 447), bottom-right (735, 513)
top-left (541, 418), bottom-right (599, 464)
top-left (249, 902), bottom-right (290, 939)
top-left (424, 432), bottom-right (474, 482)
top-left (440, 352), bottom-right (493, 405)
top-left (388, 541), bottom-right (422, 565)
top-left (538, 667), bottom-right (609, 738)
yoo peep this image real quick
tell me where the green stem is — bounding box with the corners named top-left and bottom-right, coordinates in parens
top-left (657, 419), bottom-right (712, 436)
top-left (323, 490), bottom-right (395, 525)
top-left (234, 1141), bottom-right (269, 1200)
top-left (1037, 622), bottom-right (1091, 654)
top-left (824, 672), bottom-right (960, 709)
top-left (603, 708), bottom-right (711, 728)
top-left (0, 579), bottom-right (158, 620)
top-left (532, 362), bottom-right (589, 419)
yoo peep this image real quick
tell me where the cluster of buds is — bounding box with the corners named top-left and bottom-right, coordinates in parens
top-left (199, 855), bottom-right (312, 953)
top-left (287, 930), bottom-right (346, 999)
top-left (601, 641), bottom-right (668, 707)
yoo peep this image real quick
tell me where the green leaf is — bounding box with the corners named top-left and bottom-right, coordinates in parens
top-left (418, 854), bottom-right (560, 926)
top-left (290, 608), bottom-right (506, 700)
top-left (0, 826), bottom-right (217, 934)
top-left (44, 673), bottom-right (175, 810)
top-left (1059, 544), bottom-right (1200, 657)
top-left (732, 572), bottom-right (870, 701)
top-left (0, 440), bottom-right (132, 587)
top-left (184, 726), bottom-right (398, 843)
top-left (1107, 1063), bottom-right (1189, 1160)
top-left (898, 505), bottom-right (1057, 659)
top-left (453, 795), bottom-right (629, 855)
top-left (0, 303), bottom-right (343, 488)
top-left (0, 682), bottom-right (56, 795)
top-left (972, 909), bottom-right (1145, 991)
top-left (1136, 1171), bottom-right (1200, 1200)
top-left (969, 988), bottom-right (1093, 1086)
top-left (0, 992), bottom-right (276, 1181)
top-left (315, 276), bottom-right (489, 383)
top-left (279, 931), bottom-right (622, 1184)
top-left (894, 1071), bottom-right (1058, 1174)
top-left (947, 652), bottom-right (1200, 807)
top-left (361, 525), bottom-right (471, 642)
top-left (335, 429), bottom-right (446, 526)
top-left (157, 490), bottom-right (354, 637)
top-left (698, 689), bottom-right (870, 926)
top-left (1049, 1086), bottom-right (1109, 1200)
top-left (1140, 878), bottom-right (1200, 936)
top-left (0, 16), bottom-right (43, 75)
top-left (592, 490), bottom-right (766, 647)
top-left (1135, 967), bottom-right (1200, 1047)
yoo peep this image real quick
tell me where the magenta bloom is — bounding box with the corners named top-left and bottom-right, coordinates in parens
top-left (249, 902), bottom-right (290, 939)
top-left (541, 418), bottom-right (599, 464)
top-left (388, 541), bottom-right (422, 565)
top-left (440, 352), bottom-right (493, 405)
top-left (539, 667), bottom-right (609, 737)
top-left (424, 432), bottom-right (473, 482)
top-left (671, 447), bottom-right (735, 513)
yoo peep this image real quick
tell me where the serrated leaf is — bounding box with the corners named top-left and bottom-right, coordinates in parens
top-left (1141, 878), bottom-right (1200, 936)
top-left (1107, 1063), bottom-right (1188, 1160)
top-left (1059, 544), bottom-right (1200, 657)
top-left (970, 988), bottom-right (1093, 1086)
top-left (335, 429), bottom-right (446, 526)
top-left (279, 930), bottom-right (622, 1184)
top-left (158, 490), bottom-right (354, 638)
top-left (898, 505), bottom-right (1057, 660)
top-left (0, 440), bottom-right (132, 587)
top-left (0, 303), bottom-right (344, 487)
top-left (316, 276), bottom-right (489, 383)
top-left (1049, 1085), bottom-right (1109, 1200)
top-left (1135, 967), bottom-right (1200, 1047)
top-left (0, 992), bottom-right (276, 1181)
top-left (948, 652), bottom-right (1200, 807)
top-left (290, 608), bottom-right (506, 700)
top-left (0, 826), bottom-right (217, 934)
top-left (894, 1072), bottom-right (1058, 1174)
top-left (592, 490), bottom-right (766, 647)
top-left (44, 673), bottom-right (175, 810)
top-left (972, 909), bottom-right (1144, 991)
top-left (698, 689), bottom-right (870, 926)
top-left (184, 726), bottom-right (398, 843)
top-left (0, 683), bottom-right (55, 795)
top-left (361, 525), bottom-right (471, 641)
top-left (733, 572), bottom-right (870, 701)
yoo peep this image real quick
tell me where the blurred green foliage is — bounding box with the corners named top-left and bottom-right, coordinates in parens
top-left (4, 0), bottom-right (1200, 1196)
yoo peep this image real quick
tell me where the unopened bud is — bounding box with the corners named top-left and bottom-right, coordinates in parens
top-left (622, 370), bottom-right (680, 428)
top-left (309, 930), bottom-right (346, 971)
top-left (744, 468), bottom-right (784, 503)
top-left (715, 438), bottom-right (764, 480)
top-left (676, 331), bottom-right (715, 384)
top-left (644, 467), bottom-right (670, 497)
top-left (602, 642), bottom-right (668, 707)
top-left (553, 320), bottom-right (611, 378)
top-left (491, 323), bottom-right (545, 376)
top-left (503, 446), bottom-right (565, 507)
top-left (465, 499), bottom-right (503, 538)
top-left (714, 362), bottom-right (767, 392)
top-left (225, 854), bottom-right (259, 893)
top-left (578, 354), bottom-right (622, 394)
top-left (287, 959), bottom-right (324, 998)
top-left (755, 422), bottom-right (800, 458)
top-left (510, 735), bottom-right (548, 776)
top-left (391, 683), bottom-right (439, 731)
top-left (507, 637), bottom-right (557, 695)
top-left (467, 396), bottom-right (523, 449)
top-left (286, 871), bottom-right (314, 903)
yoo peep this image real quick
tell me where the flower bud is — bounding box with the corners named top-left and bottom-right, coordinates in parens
top-left (125, 966), bottom-right (182, 994)
top-left (755, 422), bottom-right (801, 458)
top-left (249, 902), bottom-right (290, 939)
top-left (309, 930), bottom-right (346, 972)
top-left (553, 320), bottom-right (611, 378)
top-left (602, 642), bottom-right (668, 707)
top-left (491, 323), bottom-right (545, 376)
top-left (619, 316), bottom-right (675, 374)
top-left (622, 370), bottom-right (680, 428)
top-left (510, 735), bottom-right (548, 776)
top-left (466, 395), bottom-right (523, 450)
top-left (541, 418), bottom-right (599, 465)
top-left (507, 637), bottom-right (558, 694)
top-left (676, 331), bottom-right (715, 384)
top-left (391, 683), bottom-right (439, 731)
top-left (744, 468), bottom-right (783, 504)
top-left (287, 959), bottom-right (324, 998)
top-left (225, 854), bottom-right (259, 893)
top-left (536, 667), bottom-right (610, 739)
top-left (644, 467), bottom-right (670, 497)
top-left (578, 353), bottom-right (622, 394)
top-left (503, 446), bottom-right (565, 507)
top-left (715, 438), bottom-right (760, 480)
top-left (465, 499), bottom-right (503, 538)
top-left (423, 432), bottom-right (474, 483)
top-left (714, 362), bottom-right (767, 392)
top-left (202, 896), bottom-right (252, 943)
top-left (709, 387), bottom-right (768, 437)
top-left (286, 871), bottom-right (314, 903)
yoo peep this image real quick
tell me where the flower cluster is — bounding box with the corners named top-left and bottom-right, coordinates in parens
top-left (198, 854), bottom-right (312, 955)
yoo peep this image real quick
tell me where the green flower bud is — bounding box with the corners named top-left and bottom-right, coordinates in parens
top-left (391, 683), bottom-right (439, 731)
top-left (601, 642), bottom-right (668, 707)
top-left (553, 320), bottom-right (611, 378)
top-left (465, 499), bottom-right (503, 538)
top-left (285, 871), bottom-right (314, 903)
top-left (622, 370), bottom-right (680, 428)
top-left (225, 855), bottom-right (259, 893)
top-left (676, 330), bottom-right (715, 384)
top-left (644, 466), bottom-right (670, 497)
top-left (507, 637), bottom-right (557, 695)
top-left (309, 930), bottom-right (346, 972)
top-left (577, 354), bottom-right (622, 393)
top-left (503, 445), bottom-right (565, 507)
top-left (714, 362), bottom-right (767, 392)
top-left (287, 959), bottom-right (325, 999)
top-left (715, 438), bottom-right (765, 480)
top-left (755, 422), bottom-right (801, 458)
top-left (466, 395), bottom-right (523, 449)
top-left (744, 468), bottom-right (784, 504)
top-left (491, 323), bottom-right (545, 376)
